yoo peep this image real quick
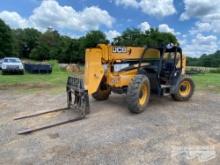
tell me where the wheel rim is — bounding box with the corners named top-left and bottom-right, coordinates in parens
top-left (179, 80), bottom-right (191, 97)
top-left (139, 83), bottom-right (148, 106)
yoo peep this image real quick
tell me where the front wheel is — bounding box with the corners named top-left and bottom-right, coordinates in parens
top-left (126, 75), bottom-right (150, 113)
top-left (171, 76), bottom-right (195, 101)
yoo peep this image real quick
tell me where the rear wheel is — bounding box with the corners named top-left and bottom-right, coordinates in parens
top-left (92, 83), bottom-right (111, 101)
top-left (126, 75), bottom-right (150, 113)
top-left (171, 76), bottom-right (194, 101)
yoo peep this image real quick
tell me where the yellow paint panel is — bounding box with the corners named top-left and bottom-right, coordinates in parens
top-left (143, 49), bottom-right (160, 59)
top-left (84, 48), bottom-right (104, 94)
top-left (110, 47), bottom-right (144, 60)
top-left (107, 69), bottom-right (138, 87)
top-left (98, 44), bottom-right (160, 61)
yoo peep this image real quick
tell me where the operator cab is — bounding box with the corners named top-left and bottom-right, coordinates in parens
top-left (137, 45), bottom-right (183, 95)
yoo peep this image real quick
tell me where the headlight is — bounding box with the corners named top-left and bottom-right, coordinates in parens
top-left (19, 65), bottom-right (24, 69)
top-left (2, 64), bottom-right (6, 69)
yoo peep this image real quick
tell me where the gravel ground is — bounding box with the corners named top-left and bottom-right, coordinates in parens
top-left (0, 88), bottom-right (219, 165)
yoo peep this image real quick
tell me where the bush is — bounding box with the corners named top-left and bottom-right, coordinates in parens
top-left (47, 60), bottom-right (62, 72)
top-left (186, 67), bottom-right (207, 74)
top-left (210, 68), bottom-right (220, 73)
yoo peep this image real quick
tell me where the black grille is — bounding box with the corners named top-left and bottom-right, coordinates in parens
top-left (7, 65), bottom-right (19, 69)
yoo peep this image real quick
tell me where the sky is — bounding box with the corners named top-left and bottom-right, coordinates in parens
top-left (0, 0), bottom-right (220, 57)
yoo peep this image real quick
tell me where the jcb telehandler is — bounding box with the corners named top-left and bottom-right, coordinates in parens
top-left (67, 44), bottom-right (194, 114)
top-left (16, 44), bottom-right (194, 134)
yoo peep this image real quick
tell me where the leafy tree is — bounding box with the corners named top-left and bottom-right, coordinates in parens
top-left (60, 38), bottom-right (81, 63)
top-left (13, 28), bottom-right (41, 58)
top-left (187, 57), bottom-right (199, 66)
top-left (0, 19), bottom-right (184, 64)
top-left (77, 30), bottom-right (109, 62)
top-left (30, 28), bottom-right (62, 61)
top-left (81, 30), bottom-right (109, 48)
top-left (113, 28), bottom-right (178, 47)
top-left (112, 28), bottom-right (145, 46)
top-left (30, 44), bottom-right (50, 61)
top-left (145, 28), bottom-right (178, 47)
top-left (187, 51), bottom-right (220, 67)
top-left (0, 19), bottom-right (14, 58)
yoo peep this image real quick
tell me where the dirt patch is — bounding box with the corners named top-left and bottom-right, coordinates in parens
top-left (0, 83), bottom-right (54, 90)
top-left (0, 89), bottom-right (219, 164)
top-left (48, 133), bottom-right (60, 139)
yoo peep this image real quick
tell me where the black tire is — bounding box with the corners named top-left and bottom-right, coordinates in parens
top-left (92, 83), bottom-right (111, 101)
top-left (126, 74), bottom-right (150, 113)
top-left (171, 75), bottom-right (195, 101)
top-left (20, 70), bottom-right (24, 75)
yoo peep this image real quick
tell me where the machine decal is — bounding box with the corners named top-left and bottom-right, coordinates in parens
top-left (112, 47), bottom-right (127, 53)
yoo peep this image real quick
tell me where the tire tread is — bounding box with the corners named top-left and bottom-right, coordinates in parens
top-left (127, 75), bottom-right (150, 113)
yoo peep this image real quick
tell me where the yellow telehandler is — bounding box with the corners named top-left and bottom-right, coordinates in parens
top-left (16, 44), bottom-right (194, 134)
top-left (67, 44), bottom-right (194, 114)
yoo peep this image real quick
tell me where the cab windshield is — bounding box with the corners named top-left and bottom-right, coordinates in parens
top-left (4, 58), bottom-right (20, 63)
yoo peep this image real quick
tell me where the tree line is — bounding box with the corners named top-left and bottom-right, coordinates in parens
top-left (187, 52), bottom-right (220, 67)
top-left (0, 18), bottom-right (179, 63)
top-left (2, 18), bottom-right (219, 67)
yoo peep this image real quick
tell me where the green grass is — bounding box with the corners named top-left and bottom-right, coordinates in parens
top-left (0, 60), bottom-right (72, 92)
top-left (0, 72), bottom-right (71, 95)
top-left (192, 73), bottom-right (220, 92)
top-left (0, 71), bottom-right (69, 86)
top-left (0, 64), bottom-right (220, 93)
